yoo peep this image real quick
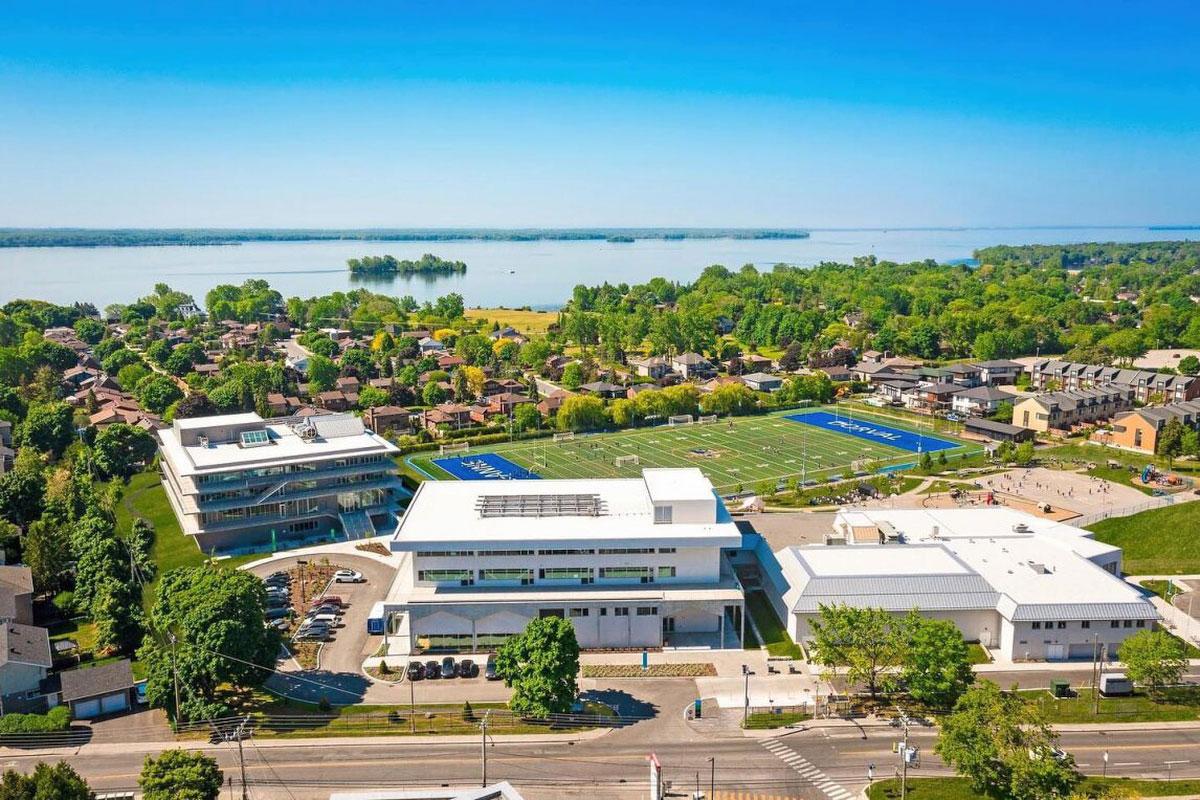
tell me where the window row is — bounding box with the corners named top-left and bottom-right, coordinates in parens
top-left (1030, 619), bottom-right (1147, 630)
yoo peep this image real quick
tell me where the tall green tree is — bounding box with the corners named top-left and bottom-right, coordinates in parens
top-left (0, 761), bottom-right (93, 799)
top-left (495, 616), bottom-right (581, 717)
top-left (902, 617), bottom-right (974, 709)
top-left (937, 681), bottom-right (1078, 800)
top-left (808, 604), bottom-right (910, 698)
top-left (16, 402), bottom-right (74, 456)
top-left (93, 422), bottom-right (157, 480)
top-left (139, 749), bottom-right (224, 800)
top-left (1118, 630), bottom-right (1188, 693)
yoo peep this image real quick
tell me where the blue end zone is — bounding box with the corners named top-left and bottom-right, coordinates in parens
top-left (432, 452), bottom-right (540, 480)
top-left (784, 411), bottom-right (959, 453)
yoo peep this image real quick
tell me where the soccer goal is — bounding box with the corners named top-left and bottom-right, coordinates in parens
top-left (552, 431), bottom-right (576, 443)
top-left (614, 454), bottom-right (640, 468)
top-left (697, 414), bottom-right (719, 425)
top-left (439, 441), bottom-right (470, 456)
top-left (667, 414), bottom-right (694, 427)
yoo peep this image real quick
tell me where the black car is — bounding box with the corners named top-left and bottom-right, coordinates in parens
top-left (265, 596), bottom-right (291, 609)
top-left (441, 656), bottom-right (458, 678)
top-left (264, 607), bottom-right (293, 620)
top-left (424, 660), bottom-right (441, 679)
top-left (406, 661), bottom-right (425, 680)
top-left (485, 658), bottom-right (500, 681)
top-left (460, 658), bottom-right (479, 678)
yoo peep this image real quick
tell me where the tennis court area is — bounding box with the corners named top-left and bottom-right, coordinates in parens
top-left (408, 407), bottom-right (979, 493)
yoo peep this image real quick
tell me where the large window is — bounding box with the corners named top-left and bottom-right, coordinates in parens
top-left (418, 569), bottom-right (474, 583)
top-left (479, 568), bottom-right (534, 584)
top-left (599, 566), bottom-right (652, 581)
top-left (539, 567), bottom-right (594, 582)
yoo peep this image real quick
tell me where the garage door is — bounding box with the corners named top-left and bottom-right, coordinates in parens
top-left (1068, 643), bottom-right (1096, 660)
top-left (73, 698), bottom-right (101, 719)
top-left (99, 692), bottom-right (129, 715)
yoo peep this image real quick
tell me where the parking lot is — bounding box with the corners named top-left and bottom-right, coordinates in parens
top-left (247, 553), bottom-right (396, 704)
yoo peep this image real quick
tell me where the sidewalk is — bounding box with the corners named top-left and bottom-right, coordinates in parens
top-left (1127, 574), bottom-right (1200, 648)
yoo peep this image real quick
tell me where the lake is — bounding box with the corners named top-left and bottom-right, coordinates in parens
top-left (0, 226), bottom-right (1190, 310)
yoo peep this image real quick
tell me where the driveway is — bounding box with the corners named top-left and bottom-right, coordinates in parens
top-left (246, 553), bottom-right (395, 705)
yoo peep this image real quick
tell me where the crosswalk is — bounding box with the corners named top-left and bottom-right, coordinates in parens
top-left (712, 793), bottom-right (799, 800)
top-left (759, 738), bottom-right (854, 800)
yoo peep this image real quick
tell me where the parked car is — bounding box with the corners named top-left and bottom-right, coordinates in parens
top-left (334, 569), bottom-right (364, 583)
top-left (441, 656), bottom-right (458, 679)
top-left (296, 629), bottom-right (329, 642)
top-left (484, 656), bottom-right (499, 681)
top-left (264, 574), bottom-right (290, 585)
top-left (424, 660), bottom-right (441, 679)
top-left (407, 661), bottom-right (426, 681)
top-left (268, 618), bottom-right (290, 631)
top-left (460, 658), bottom-right (479, 678)
top-left (319, 595), bottom-right (345, 607)
top-left (265, 596), bottom-right (291, 609)
top-left (306, 613), bottom-right (339, 628)
top-left (307, 604), bottom-right (340, 617)
top-left (264, 607), bottom-right (293, 620)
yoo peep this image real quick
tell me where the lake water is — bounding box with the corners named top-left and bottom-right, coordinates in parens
top-left (0, 226), bottom-right (1190, 310)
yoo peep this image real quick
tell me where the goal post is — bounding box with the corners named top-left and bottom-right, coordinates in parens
top-left (439, 441), bottom-right (470, 456)
top-left (614, 454), bottom-right (640, 467)
top-left (552, 431), bottom-right (575, 443)
top-left (667, 414), bottom-right (694, 427)
top-left (697, 414), bottom-right (719, 425)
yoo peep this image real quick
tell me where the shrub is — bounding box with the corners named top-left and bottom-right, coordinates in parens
top-left (317, 696), bottom-right (332, 713)
top-left (0, 705), bottom-right (71, 734)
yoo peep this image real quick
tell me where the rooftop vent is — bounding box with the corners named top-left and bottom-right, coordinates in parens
top-left (197, 434), bottom-right (209, 448)
top-left (1012, 523), bottom-right (1032, 533)
top-left (1027, 561), bottom-right (1051, 575)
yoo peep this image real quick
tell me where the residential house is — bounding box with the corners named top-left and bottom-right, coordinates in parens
top-left (482, 378), bottom-right (525, 397)
top-left (336, 376), bottom-right (361, 394)
top-left (625, 384), bottom-right (657, 400)
top-left (817, 365), bottom-right (852, 383)
top-left (1101, 400), bottom-right (1200, 454)
top-left (808, 345), bottom-right (855, 369)
top-left (436, 354), bottom-right (465, 370)
top-left (417, 336), bottom-right (445, 353)
top-left (1013, 387), bottom-right (1133, 433)
top-left (1028, 359), bottom-right (1200, 404)
top-left (742, 372), bottom-right (782, 392)
top-left (424, 403), bottom-right (474, 432)
top-left (578, 381), bottom-right (627, 399)
top-left (0, 565), bottom-right (34, 625)
top-left (905, 382), bottom-right (961, 412)
top-left (874, 378), bottom-right (919, 404)
top-left (950, 385), bottom-right (1013, 417)
top-left (671, 352), bottom-right (716, 380)
top-left (316, 391), bottom-right (352, 412)
top-left (537, 389), bottom-right (574, 417)
top-left (629, 356), bottom-right (672, 380)
top-left (488, 326), bottom-right (526, 345)
top-left (972, 359), bottom-right (1024, 386)
top-left (945, 364), bottom-right (983, 388)
top-left (362, 406), bottom-right (414, 435)
top-left (0, 622), bottom-right (52, 710)
top-left (59, 659), bottom-right (136, 719)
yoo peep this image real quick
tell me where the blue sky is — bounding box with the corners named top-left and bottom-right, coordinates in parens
top-left (1, 2), bottom-right (1197, 228)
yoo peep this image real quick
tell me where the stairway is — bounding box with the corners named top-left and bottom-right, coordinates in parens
top-left (339, 509), bottom-right (376, 540)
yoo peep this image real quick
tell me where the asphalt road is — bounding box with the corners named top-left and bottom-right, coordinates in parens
top-left (8, 678), bottom-right (1200, 799)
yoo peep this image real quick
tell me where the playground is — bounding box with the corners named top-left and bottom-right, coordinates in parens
top-left (408, 407), bottom-right (981, 493)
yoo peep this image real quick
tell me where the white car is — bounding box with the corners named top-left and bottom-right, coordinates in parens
top-left (333, 569), bottom-right (364, 583)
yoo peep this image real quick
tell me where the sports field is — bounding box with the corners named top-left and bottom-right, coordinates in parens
top-left (408, 407), bottom-right (981, 493)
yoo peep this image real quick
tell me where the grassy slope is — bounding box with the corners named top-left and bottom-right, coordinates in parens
top-left (746, 591), bottom-right (804, 659)
top-left (867, 777), bottom-right (1200, 799)
top-left (1087, 502), bottom-right (1200, 574)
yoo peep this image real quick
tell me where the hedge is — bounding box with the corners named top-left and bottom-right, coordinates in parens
top-left (0, 705), bottom-right (71, 734)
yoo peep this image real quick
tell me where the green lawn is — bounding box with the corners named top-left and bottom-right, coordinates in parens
top-left (746, 590), bottom-right (804, 659)
top-left (1088, 503), bottom-right (1200, 574)
top-left (966, 643), bottom-right (991, 664)
top-left (867, 777), bottom-right (1200, 799)
top-left (743, 710), bottom-right (811, 729)
top-left (408, 407), bottom-right (980, 494)
top-left (112, 471), bottom-right (254, 606)
top-left (1020, 686), bottom-right (1200, 724)
top-left (1140, 579), bottom-right (1177, 598)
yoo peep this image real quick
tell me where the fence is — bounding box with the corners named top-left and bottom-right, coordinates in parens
top-left (1072, 495), bottom-right (1175, 527)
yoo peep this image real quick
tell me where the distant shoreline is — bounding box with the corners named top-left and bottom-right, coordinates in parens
top-left (0, 228), bottom-right (811, 248)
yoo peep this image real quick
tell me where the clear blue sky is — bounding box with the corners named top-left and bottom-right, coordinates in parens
top-left (1, 2), bottom-right (1197, 228)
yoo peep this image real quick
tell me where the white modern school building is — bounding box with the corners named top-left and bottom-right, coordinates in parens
top-left (766, 507), bottom-right (1157, 662)
top-left (380, 468), bottom-right (745, 652)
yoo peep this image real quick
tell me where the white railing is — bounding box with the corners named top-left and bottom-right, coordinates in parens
top-left (1072, 495), bottom-right (1176, 527)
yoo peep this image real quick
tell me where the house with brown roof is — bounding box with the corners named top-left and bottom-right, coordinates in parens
top-left (629, 355), bottom-right (672, 380)
top-left (316, 391), bottom-right (351, 412)
top-left (362, 405), bottom-right (414, 434)
top-left (537, 389), bottom-right (574, 417)
top-left (671, 352), bottom-right (716, 380)
top-left (423, 403), bottom-right (474, 432)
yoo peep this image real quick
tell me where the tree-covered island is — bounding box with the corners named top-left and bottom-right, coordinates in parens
top-left (346, 253), bottom-right (468, 275)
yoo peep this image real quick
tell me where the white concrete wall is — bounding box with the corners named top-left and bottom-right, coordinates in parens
top-left (792, 609), bottom-right (1002, 648)
top-left (1006, 619), bottom-right (1148, 661)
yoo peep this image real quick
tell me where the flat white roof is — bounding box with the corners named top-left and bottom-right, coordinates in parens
top-left (157, 412), bottom-right (399, 475)
top-left (642, 467), bottom-right (716, 503)
top-left (789, 544), bottom-right (973, 577)
top-left (391, 470), bottom-right (740, 550)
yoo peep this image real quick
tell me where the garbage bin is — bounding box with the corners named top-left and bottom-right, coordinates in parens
top-left (1049, 679), bottom-right (1071, 698)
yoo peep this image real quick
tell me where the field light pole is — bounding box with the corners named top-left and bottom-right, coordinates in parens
top-left (708, 757), bottom-right (715, 799)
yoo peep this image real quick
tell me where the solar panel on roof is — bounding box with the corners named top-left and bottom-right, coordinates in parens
top-left (476, 493), bottom-right (605, 518)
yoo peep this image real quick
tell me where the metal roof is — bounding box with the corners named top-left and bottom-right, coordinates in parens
top-left (1010, 602), bottom-right (1159, 622)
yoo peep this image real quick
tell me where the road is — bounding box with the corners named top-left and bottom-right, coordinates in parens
top-left (7, 679), bottom-right (1200, 799)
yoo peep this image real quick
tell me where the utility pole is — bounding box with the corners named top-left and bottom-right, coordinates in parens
top-left (1091, 633), bottom-right (1100, 713)
top-left (742, 665), bottom-right (750, 724)
top-left (409, 667), bottom-right (416, 734)
top-left (897, 708), bottom-right (910, 800)
top-left (480, 712), bottom-right (490, 787)
top-left (707, 756), bottom-right (715, 799)
top-left (233, 716), bottom-right (250, 800)
top-left (1094, 634), bottom-right (1103, 716)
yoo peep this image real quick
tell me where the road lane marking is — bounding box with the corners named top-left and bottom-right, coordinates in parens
top-left (759, 739), bottom-right (853, 800)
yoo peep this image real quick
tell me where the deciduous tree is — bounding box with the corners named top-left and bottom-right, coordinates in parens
top-left (1118, 630), bottom-right (1188, 692)
top-left (495, 616), bottom-right (581, 717)
top-left (139, 749), bottom-right (223, 800)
